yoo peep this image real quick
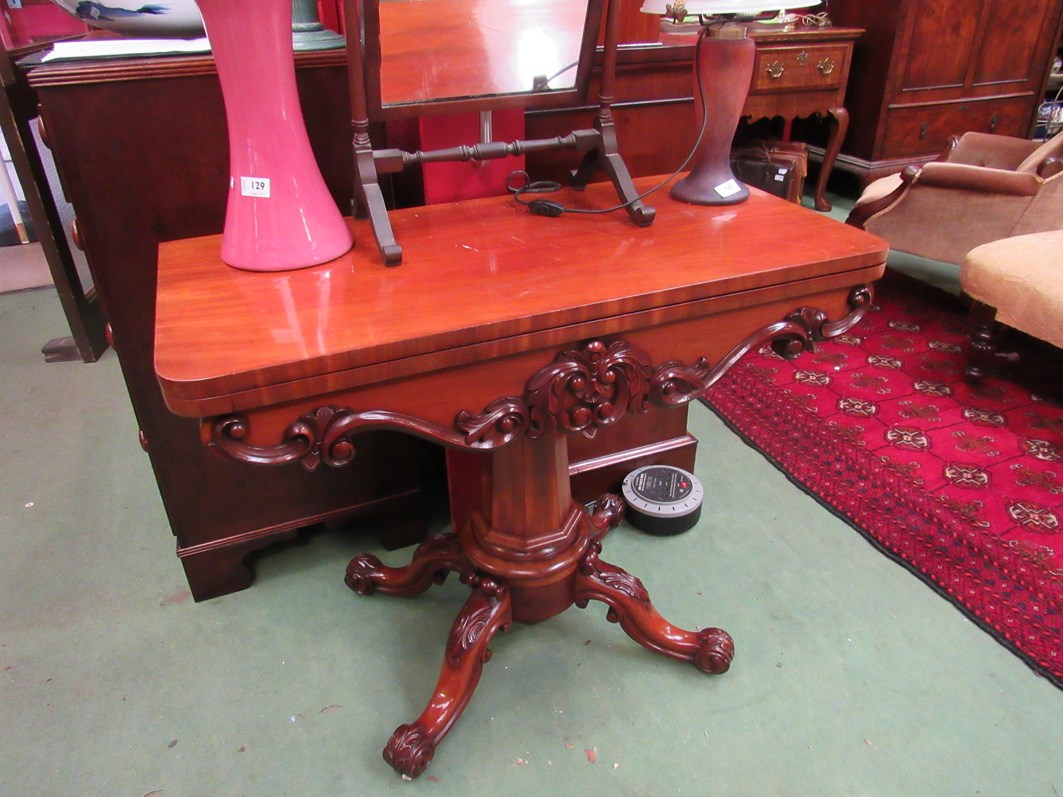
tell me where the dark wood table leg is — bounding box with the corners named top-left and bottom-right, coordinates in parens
top-left (574, 539), bottom-right (734, 673)
top-left (383, 575), bottom-right (513, 779)
top-left (346, 533), bottom-right (471, 596)
top-left (814, 105), bottom-right (850, 212)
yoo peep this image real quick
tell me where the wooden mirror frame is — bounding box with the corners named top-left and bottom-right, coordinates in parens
top-left (344, 0), bottom-right (655, 265)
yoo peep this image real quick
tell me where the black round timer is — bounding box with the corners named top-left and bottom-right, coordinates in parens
top-left (621, 465), bottom-right (705, 536)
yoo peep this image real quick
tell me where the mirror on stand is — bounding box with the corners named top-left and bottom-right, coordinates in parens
top-left (344, 0), bottom-right (654, 265)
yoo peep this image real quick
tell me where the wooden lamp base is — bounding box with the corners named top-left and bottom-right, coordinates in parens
top-left (670, 28), bottom-right (756, 206)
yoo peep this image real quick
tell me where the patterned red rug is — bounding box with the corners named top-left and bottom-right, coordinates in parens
top-left (703, 270), bottom-right (1063, 688)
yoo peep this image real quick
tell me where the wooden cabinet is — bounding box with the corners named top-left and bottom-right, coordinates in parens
top-left (828, 0), bottom-right (1063, 182)
top-left (21, 52), bottom-right (442, 602)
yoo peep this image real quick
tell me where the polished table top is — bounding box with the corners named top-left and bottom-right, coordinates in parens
top-left (155, 180), bottom-right (887, 417)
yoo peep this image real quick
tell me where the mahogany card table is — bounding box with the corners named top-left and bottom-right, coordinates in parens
top-left (154, 180), bottom-right (887, 778)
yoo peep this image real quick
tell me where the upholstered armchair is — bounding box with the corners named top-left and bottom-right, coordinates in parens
top-left (846, 132), bottom-right (1063, 266)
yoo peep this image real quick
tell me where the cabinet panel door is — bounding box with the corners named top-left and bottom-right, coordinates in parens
top-left (901, 0), bottom-right (978, 91)
top-left (973, 0), bottom-right (1055, 87)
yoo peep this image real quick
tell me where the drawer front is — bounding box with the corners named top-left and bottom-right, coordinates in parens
top-left (751, 44), bottom-right (848, 94)
top-left (882, 98), bottom-right (1033, 159)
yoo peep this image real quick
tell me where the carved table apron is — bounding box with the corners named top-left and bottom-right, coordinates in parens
top-left (155, 182), bottom-right (887, 778)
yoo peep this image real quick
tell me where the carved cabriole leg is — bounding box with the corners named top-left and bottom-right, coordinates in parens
top-left (345, 533), bottom-right (471, 596)
top-left (574, 540), bottom-right (735, 675)
top-left (815, 105), bottom-right (850, 212)
top-left (384, 576), bottom-right (513, 779)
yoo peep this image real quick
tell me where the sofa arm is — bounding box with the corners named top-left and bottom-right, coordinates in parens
top-left (915, 162), bottom-right (1043, 196)
top-left (946, 131), bottom-right (1040, 169)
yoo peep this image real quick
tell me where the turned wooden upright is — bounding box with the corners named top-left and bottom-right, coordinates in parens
top-left (155, 180), bottom-right (887, 778)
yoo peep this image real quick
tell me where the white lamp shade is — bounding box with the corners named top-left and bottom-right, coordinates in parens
top-left (640, 0), bottom-right (820, 14)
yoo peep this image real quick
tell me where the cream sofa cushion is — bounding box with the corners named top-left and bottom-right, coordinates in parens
top-left (961, 231), bottom-right (1063, 350)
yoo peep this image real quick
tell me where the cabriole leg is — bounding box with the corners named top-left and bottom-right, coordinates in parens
top-left (345, 533), bottom-right (471, 596)
top-left (574, 540), bottom-right (734, 674)
top-left (383, 575), bottom-right (513, 779)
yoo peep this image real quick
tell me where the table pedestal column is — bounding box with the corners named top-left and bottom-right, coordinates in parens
top-left (346, 433), bottom-right (733, 779)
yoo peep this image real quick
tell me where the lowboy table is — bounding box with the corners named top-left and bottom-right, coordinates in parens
top-left (154, 180), bottom-right (887, 778)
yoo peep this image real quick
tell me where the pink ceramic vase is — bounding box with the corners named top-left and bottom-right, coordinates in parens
top-left (196, 0), bottom-right (352, 271)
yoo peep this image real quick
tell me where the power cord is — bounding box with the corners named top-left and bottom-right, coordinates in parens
top-left (508, 31), bottom-right (711, 218)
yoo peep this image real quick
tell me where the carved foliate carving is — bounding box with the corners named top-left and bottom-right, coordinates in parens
top-left (303, 406), bottom-right (359, 469)
top-left (524, 339), bottom-right (654, 439)
top-left (384, 724), bottom-right (435, 780)
top-left (447, 600), bottom-right (498, 665)
top-left (454, 397), bottom-right (529, 447)
top-left (578, 539), bottom-right (650, 604)
top-left (208, 405), bottom-right (356, 471)
top-left (586, 493), bottom-right (626, 540)
top-left (651, 357), bottom-right (715, 406)
top-left (694, 628), bottom-right (736, 675)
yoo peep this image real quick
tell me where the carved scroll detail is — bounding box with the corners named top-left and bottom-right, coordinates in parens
top-left (695, 628), bottom-right (736, 675)
top-left (772, 285), bottom-right (874, 359)
top-left (454, 397), bottom-right (529, 447)
top-left (345, 553), bottom-right (386, 595)
top-left (208, 406), bottom-right (357, 471)
top-left (524, 339), bottom-right (654, 439)
top-left (579, 540), bottom-right (651, 605)
top-left (208, 401), bottom-right (529, 471)
top-left (651, 357), bottom-right (715, 406)
top-left (384, 724), bottom-right (435, 780)
top-left (699, 284), bottom-right (875, 390)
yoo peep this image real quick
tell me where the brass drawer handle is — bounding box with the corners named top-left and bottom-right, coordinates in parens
top-left (817, 57), bottom-right (836, 76)
top-left (765, 61), bottom-right (785, 79)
